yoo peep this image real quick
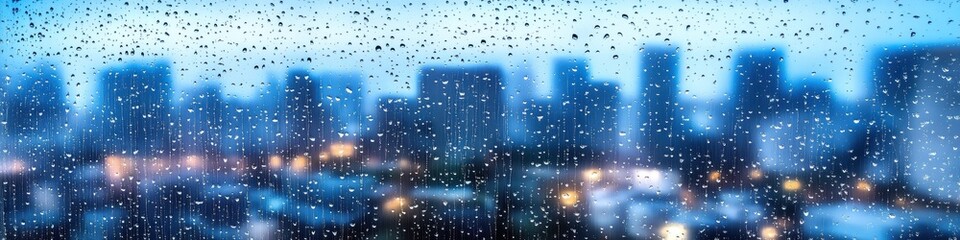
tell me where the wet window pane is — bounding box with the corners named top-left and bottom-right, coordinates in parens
top-left (1, 1), bottom-right (959, 239)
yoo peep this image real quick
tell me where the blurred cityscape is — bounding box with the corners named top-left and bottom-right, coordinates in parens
top-left (1, 43), bottom-right (960, 239)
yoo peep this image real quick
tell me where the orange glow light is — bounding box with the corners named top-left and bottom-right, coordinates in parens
top-left (268, 155), bottom-right (283, 170)
top-left (105, 155), bottom-right (133, 182)
top-left (582, 168), bottom-right (602, 182)
top-left (290, 156), bottom-right (309, 173)
top-left (559, 190), bottom-right (578, 207)
top-left (761, 225), bottom-right (779, 240)
top-left (783, 179), bottom-right (802, 192)
top-left (329, 142), bottom-right (356, 158)
top-left (708, 170), bottom-right (722, 183)
top-left (856, 180), bottom-right (872, 192)
top-left (0, 159), bottom-right (26, 175)
top-left (183, 155), bottom-right (204, 170)
top-left (749, 168), bottom-right (763, 180)
top-left (658, 222), bottom-right (689, 240)
top-left (383, 197), bottom-right (407, 214)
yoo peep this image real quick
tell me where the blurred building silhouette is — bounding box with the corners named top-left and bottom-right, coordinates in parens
top-left (637, 47), bottom-right (729, 185)
top-left (892, 45), bottom-right (960, 203)
top-left (418, 65), bottom-right (505, 166)
top-left (755, 77), bottom-right (868, 181)
top-left (553, 59), bottom-right (621, 155)
top-left (97, 62), bottom-right (174, 156)
top-left (639, 47), bottom-right (682, 169)
top-left (4, 63), bottom-right (68, 137)
top-left (0, 63), bottom-right (71, 238)
top-left (2, 63), bottom-right (70, 174)
top-left (727, 48), bottom-right (787, 172)
top-left (371, 97), bottom-right (420, 162)
top-left (220, 77), bottom-right (284, 157)
top-left (178, 83), bottom-right (225, 159)
top-left (518, 97), bottom-right (559, 147)
top-left (315, 72), bottom-right (365, 142)
top-left (279, 69), bottom-right (365, 158)
top-left (218, 77), bottom-right (286, 188)
top-left (1, 42), bottom-right (960, 240)
top-left (848, 45), bottom-right (931, 193)
top-left (281, 69), bottom-right (327, 155)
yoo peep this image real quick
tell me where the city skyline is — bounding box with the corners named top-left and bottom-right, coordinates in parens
top-left (5, 0), bottom-right (960, 238)
top-left (2, 20), bottom-right (960, 240)
top-left (4, 0), bottom-right (959, 106)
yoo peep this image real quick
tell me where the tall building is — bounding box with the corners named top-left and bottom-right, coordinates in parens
top-left (2, 63), bottom-right (70, 167)
top-left (727, 49), bottom-right (787, 170)
top-left (0, 63), bottom-right (71, 237)
top-left (518, 97), bottom-right (559, 147)
top-left (220, 78), bottom-right (285, 187)
top-left (552, 58), bottom-right (621, 158)
top-left (281, 69), bottom-right (327, 155)
top-left (221, 76), bottom-right (285, 156)
top-left (553, 58), bottom-right (593, 147)
top-left (639, 47), bottom-right (682, 168)
top-left (4, 63), bottom-right (68, 137)
top-left (371, 97), bottom-right (419, 161)
top-left (98, 62), bottom-right (174, 156)
top-left (890, 45), bottom-right (960, 203)
top-left (178, 83), bottom-right (224, 159)
top-left (501, 67), bottom-right (536, 147)
top-left (637, 47), bottom-right (725, 183)
top-left (418, 65), bottom-right (505, 165)
top-left (583, 81), bottom-right (621, 153)
top-left (856, 46), bottom-right (922, 187)
top-left (755, 79), bottom-right (836, 174)
top-left (315, 72), bottom-right (365, 142)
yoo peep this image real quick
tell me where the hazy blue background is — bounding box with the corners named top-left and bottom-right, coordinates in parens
top-left (3, 0), bottom-right (958, 110)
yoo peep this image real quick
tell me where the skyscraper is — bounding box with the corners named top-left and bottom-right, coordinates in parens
top-left (98, 62), bottom-right (174, 156)
top-left (639, 47), bottom-right (682, 168)
top-left (371, 97), bottom-right (419, 161)
top-left (551, 58), bottom-right (621, 163)
top-left (4, 63), bottom-right (68, 137)
top-left (418, 65), bottom-right (505, 165)
top-left (728, 49), bottom-right (787, 170)
top-left (281, 69), bottom-right (327, 155)
top-left (582, 81), bottom-right (621, 153)
top-left (755, 79), bottom-right (836, 174)
top-left (0, 63), bottom-right (71, 238)
top-left (892, 45), bottom-right (960, 203)
top-left (178, 83), bottom-right (224, 159)
top-left (316, 72), bottom-right (365, 142)
top-left (2, 63), bottom-right (70, 168)
top-left (553, 58), bottom-right (592, 147)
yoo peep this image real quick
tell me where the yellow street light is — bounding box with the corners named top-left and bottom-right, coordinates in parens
top-left (559, 190), bottom-right (579, 207)
top-left (708, 170), bottom-right (722, 183)
top-left (761, 225), bottom-right (779, 240)
top-left (582, 168), bottom-right (602, 182)
top-left (783, 179), bottom-right (802, 192)
top-left (329, 142), bottom-right (356, 158)
top-left (658, 222), bottom-right (689, 240)
top-left (856, 180), bottom-right (872, 192)
top-left (268, 155), bottom-right (283, 170)
top-left (749, 168), bottom-right (763, 180)
top-left (383, 197), bottom-right (407, 214)
top-left (290, 156), bottom-right (309, 173)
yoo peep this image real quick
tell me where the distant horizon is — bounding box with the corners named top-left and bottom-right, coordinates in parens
top-left (4, 0), bottom-right (959, 107)
top-left (8, 42), bottom-right (959, 103)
